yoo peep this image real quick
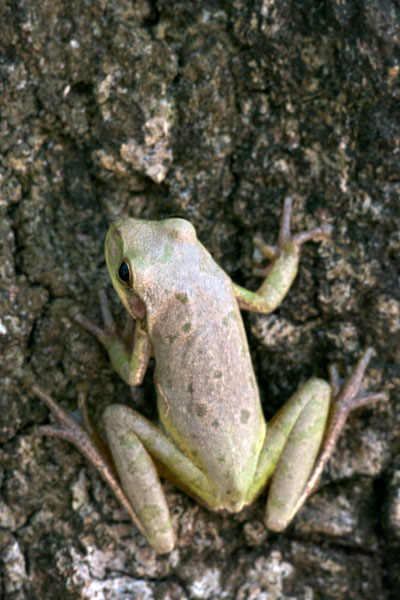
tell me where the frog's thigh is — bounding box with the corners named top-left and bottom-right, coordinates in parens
top-left (264, 379), bottom-right (331, 531)
top-left (104, 403), bottom-right (215, 520)
top-left (103, 405), bottom-right (174, 553)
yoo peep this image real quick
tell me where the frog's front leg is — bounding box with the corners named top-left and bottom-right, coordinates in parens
top-left (70, 289), bottom-right (152, 386)
top-left (233, 197), bottom-right (332, 314)
top-left (248, 348), bottom-right (388, 531)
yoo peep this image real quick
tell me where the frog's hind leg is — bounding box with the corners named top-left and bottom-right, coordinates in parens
top-left (288, 347), bottom-right (388, 522)
top-left (102, 405), bottom-right (175, 552)
top-left (103, 403), bottom-right (215, 509)
top-left (33, 386), bottom-right (175, 554)
top-left (249, 348), bottom-right (388, 532)
top-left (248, 377), bottom-right (331, 531)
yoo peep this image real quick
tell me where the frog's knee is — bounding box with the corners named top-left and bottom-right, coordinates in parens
top-left (104, 403), bottom-right (129, 422)
top-left (265, 510), bottom-right (289, 532)
top-left (103, 403), bottom-right (140, 431)
top-left (300, 377), bottom-right (331, 404)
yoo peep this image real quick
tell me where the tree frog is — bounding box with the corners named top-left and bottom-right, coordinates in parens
top-left (33, 198), bottom-right (387, 553)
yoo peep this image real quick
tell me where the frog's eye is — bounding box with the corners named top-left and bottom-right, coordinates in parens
top-left (118, 261), bottom-right (132, 285)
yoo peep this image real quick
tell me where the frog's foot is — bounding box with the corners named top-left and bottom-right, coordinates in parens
top-left (32, 384), bottom-right (149, 542)
top-left (291, 347), bottom-right (388, 515)
top-left (69, 289), bottom-right (134, 350)
top-left (253, 196), bottom-right (332, 273)
top-left (328, 347), bottom-right (389, 415)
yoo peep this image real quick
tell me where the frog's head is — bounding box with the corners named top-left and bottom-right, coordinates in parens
top-left (105, 217), bottom-right (197, 322)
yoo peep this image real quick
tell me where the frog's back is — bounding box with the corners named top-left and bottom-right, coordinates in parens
top-left (139, 227), bottom-right (266, 510)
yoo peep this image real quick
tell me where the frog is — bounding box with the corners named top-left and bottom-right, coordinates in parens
top-left (33, 198), bottom-right (388, 553)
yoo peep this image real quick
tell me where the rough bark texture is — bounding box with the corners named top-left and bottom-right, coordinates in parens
top-left (0, 1), bottom-right (399, 599)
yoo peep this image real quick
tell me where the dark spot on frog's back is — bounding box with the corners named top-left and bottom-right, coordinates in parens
top-left (240, 409), bottom-right (250, 424)
top-left (222, 310), bottom-right (236, 326)
top-left (194, 403), bottom-right (208, 418)
top-left (175, 292), bottom-right (188, 304)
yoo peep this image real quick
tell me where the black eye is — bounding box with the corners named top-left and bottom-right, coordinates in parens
top-left (118, 261), bottom-right (131, 284)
